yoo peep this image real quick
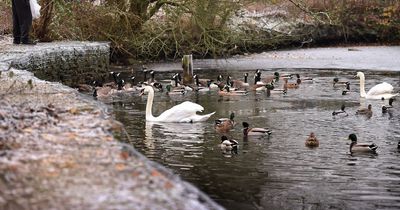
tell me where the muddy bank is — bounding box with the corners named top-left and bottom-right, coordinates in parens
top-left (0, 41), bottom-right (223, 210)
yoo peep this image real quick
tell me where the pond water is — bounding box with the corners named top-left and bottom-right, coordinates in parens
top-left (108, 68), bottom-right (400, 210)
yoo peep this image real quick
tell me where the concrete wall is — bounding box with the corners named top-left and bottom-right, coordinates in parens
top-left (0, 41), bottom-right (110, 87)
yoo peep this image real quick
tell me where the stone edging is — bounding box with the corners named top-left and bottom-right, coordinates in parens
top-left (0, 41), bottom-right (224, 210)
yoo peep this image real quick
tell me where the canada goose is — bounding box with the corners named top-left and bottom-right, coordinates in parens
top-left (171, 73), bottom-right (193, 91)
top-left (193, 74), bottom-right (210, 87)
top-left (382, 98), bottom-right (395, 113)
top-left (242, 122), bottom-right (272, 137)
top-left (205, 75), bottom-right (224, 90)
top-left (332, 104), bottom-right (348, 116)
top-left (305, 132), bottom-right (319, 147)
top-left (348, 133), bottom-right (378, 154)
top-left (214, 113), bottom-right (235, 133)
top-left (103, 71), bottom-right (120, 88)
top-left (219, 136), bottom-right (239, 153)
top-left (149, 70), bottom-right (157, 84)
top-left (123, 76), bottom-right (139, 92)
top-left (231, 73), bottom-right (250, 89)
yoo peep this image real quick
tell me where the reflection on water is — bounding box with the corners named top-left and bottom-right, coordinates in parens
top-left (111, 69), bottom-right (400, 210)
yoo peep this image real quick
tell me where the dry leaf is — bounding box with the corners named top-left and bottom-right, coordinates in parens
top-left (69, 108), bottom-right (79, 115)
top-left (115, 163), bottom-right (126, 171)
top-left (120, 151), bottom-right (129, 160)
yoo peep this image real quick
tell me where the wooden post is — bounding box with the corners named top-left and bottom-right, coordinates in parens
top-left (182, 54), bottom-right (193, 85)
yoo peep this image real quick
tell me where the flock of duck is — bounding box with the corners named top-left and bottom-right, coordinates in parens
top-left (82, 68), bottom-right (399, 155)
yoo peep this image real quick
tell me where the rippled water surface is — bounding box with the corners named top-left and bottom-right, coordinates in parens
top-left (109, 68), bottom-right (400, 210)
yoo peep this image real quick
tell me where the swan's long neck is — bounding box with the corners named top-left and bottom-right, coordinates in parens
top-left (359, 74), bottom-right (367, 97)
top-left (145, 88), bottom-right (156, 121)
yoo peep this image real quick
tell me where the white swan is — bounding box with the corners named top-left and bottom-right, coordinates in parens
top-left (140, 86), bottom-right (215, 122)
top-left (356, 72), bottom-right (398, 100)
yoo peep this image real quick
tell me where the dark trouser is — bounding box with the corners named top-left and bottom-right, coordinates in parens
top-left (12, 0), bottom-right (32, 43)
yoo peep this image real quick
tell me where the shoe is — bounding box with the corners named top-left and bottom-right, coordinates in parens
top-left (21, 40), bottom-right (37, 45)
top-left (13, 39), bottom-right (20, 44)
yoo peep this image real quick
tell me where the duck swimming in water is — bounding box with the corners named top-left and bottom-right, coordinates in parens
top-left (219, 135), bottom-right (239, 154)
top-left (214, 113), bottom-right (235, 133)
top-left (356, 104), bottom-right (373, 117)
top-left (242, 122), bottom-right (272, 137)
top-left (305, 132), bottom-right (319, 147)
top-left (332, 104), bottom-right (348, 117)
top-left (382, 98), bottom-right (395, 113)
top-left (348, 133), bottom-right (378, 154)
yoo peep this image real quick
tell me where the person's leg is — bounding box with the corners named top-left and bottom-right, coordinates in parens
top-left (14, 0), bottom-right (34, 44)
top-left (11, 0), bottom-right (21, 44)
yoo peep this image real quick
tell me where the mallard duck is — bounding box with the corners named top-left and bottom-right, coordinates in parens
top-left (295, 74), bottom-right (314, 84)
top-left (283, 78), bottom-right (299, 89)
top-left (333, 77), bottom-right (349, 87)
top-left (218, 85), bottom-right (248, 96)
top-left (348, 133), bottom-right (378, 154)
top-left (356, 104), bottom-right (372, 116)
top-left (332, 104), bottom-right (348, 116)
top-left (93, 86), bottom-right (119, 100)
top-left (305, 132), bottom-right (319, 147)
top-left (166, 84), bottom-right (186, 95)
top-left (254, 70), bottom-right (281, 85)
top-left (382, 98), bottom-right (395, 113)
top-left (214, 113), bottom-right (235, 133)
top-left (242, 122), bottom-right (272, 137)
top-left (341, 82), bottom-right (351, 95)
top-left (76, 83), bottom-right (93, 92)
top-left (219, 136), bottom-right (239, 153)
top-left (93, 74), bottom-right (125, 99)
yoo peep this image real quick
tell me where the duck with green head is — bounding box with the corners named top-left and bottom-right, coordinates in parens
top-left (348, 133), bottom-right (378, 154)
top-left (242, 122), bottom-right (272, 137)
top-left (214, 113), bottom-right (235, 133)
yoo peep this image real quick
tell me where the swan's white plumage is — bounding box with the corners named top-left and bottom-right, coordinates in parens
top-left (366, 82), bottom-right (393, 96)
top-left (143, 86), bottom-right (215, 122)
top-left (357, 72), bottom-right (398, 99)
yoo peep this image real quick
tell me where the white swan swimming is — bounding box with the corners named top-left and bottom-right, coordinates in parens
top-left (140, 86), bottom-right (215, 122)
top-left (356, 72), bottom-right (398, 100)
